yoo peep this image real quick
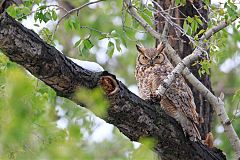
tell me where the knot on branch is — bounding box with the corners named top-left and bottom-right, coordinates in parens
top-left (99, 72), bottom-right (119, 95)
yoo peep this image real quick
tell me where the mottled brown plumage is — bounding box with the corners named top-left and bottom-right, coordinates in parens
top-left (135, 43), bottom-right (201, 141)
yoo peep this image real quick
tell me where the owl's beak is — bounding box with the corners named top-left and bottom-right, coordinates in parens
top-left (149, 60), bottom-right (154, 66)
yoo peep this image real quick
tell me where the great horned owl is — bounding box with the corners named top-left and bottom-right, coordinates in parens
top-left (135, 43), bottom-right (202, 141)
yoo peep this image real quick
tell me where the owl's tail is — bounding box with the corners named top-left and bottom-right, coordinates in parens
top-left (190, 121), bottom-right (201, 141)
top-left (176, 112), bottom-right (201, 141)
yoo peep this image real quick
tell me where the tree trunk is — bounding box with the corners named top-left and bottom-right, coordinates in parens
top-left (154, 0), bottom-right (213, 139)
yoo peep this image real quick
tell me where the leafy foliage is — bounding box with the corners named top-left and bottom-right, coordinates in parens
top-left (183, 16), bottom-right (203, 36)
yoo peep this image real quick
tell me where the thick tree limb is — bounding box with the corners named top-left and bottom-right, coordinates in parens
top-left (123, 0), bottom-right (240, 158)
top-left (0, 13), bottom-right (226, 160)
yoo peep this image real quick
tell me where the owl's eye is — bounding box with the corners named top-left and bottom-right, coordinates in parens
top-left (154, 54), bottom-right (164, 64)
top-left (139, 55), bottom-right (148, 65)
top-left (142, 56), bottom-right (147, 60)
top-left (156, 55), bottom-right (161, 59)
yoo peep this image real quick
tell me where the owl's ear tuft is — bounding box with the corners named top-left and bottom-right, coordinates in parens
top-left (156, 42), bottom-right (165, 53)
top-left (136, 44), bottom-right (146, 53)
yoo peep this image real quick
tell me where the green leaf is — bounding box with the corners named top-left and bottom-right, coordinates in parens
top-left (64, 19), bottom-right (71, 31)
top-left (233, 90), bottom-right (240, 102)
top-left (187, 16), bottom-right (194, 23)
top-left (74, 39), bottom-right (82, 48)
top-left (191, 21), bottom-right (198, 33)
top-left (199, 60), bottom-right (211, 76)
top-left (34, 0), bottom-right (42, 4)
top-left (39, 5), bottom-right (47, 10)
top-left (132, 19), bottom-right (139, 28)
top-left (39, 27), bottom-right (53, 44)
top-left (69, 124), bottom-right (83, 140)
top-left (70, 16), bottom-right (81, 30)
top-left (23, 0), bottom-right (33, 8)
top-left (194, 29), bottom-right (205, 39)
top-left (183, 20), bottom-right (191, 35)
top-left (34, 11), bottom-right (44, 23)
top-left (106, 41), bottom-right (115, 58)
top-left (80, 45), bottom-right (89, 57)
top-left (51, 10), bottom-right (58, 21)
top-left (64, 16), bottom-right (81, 31)
top-left (219, 8), bottom-right (224, 15)
top-left (198, 29), bottom-right (205, 35)
top-left (111, 30), bottom-right (118, 38)
top-left (203, 0), bottom-right (210, 5)
top-left (6, 6), bottom-right (17, 18)
top-left (98, 34), bottom-right (107, 40)
top-left (237, 24), bottom-right (240, 29)
top-left (195, 16), bottom-right (203, 26)
top-left (115, 38), bottom-right (122, 52)
top-left (224, 2), bottom-right (238, 20)
top-left (21, 6), bottom-right (31, 15)
top-left (175, 0), bottom-right (181, 5)
top-left (83, 39), bottom-right (94, 49)
top-left (44, 12), bottom-right (52, 23)
top-left (119, 34), bottom-right (127, 47)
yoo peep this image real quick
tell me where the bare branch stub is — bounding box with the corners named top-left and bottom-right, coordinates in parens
top-left (99, 73), bottom-right (120, 95)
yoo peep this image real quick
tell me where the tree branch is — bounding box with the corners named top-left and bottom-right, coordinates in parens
top-left (0, 12), bottom-right (226, 160)
top-left (161, 0), bottom-right (175, 38)
top-left (123, 0), bottom-right (240, 158)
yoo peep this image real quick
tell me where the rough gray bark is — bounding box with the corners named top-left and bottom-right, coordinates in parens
top-left (0, 12), bottom-right (225, 160)
top-left (154, 0), bottom-right (213, 138)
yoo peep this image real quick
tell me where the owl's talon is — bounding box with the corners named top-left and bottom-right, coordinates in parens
top-left (150, 93), bottom-right (161, 102)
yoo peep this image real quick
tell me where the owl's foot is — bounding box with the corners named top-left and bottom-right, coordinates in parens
top-left (150, 93), bottom-right (161, 103)
top-left (203, 132), bottom-right (214, 148)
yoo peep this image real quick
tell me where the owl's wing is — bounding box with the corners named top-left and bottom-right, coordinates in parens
top-left (165, 78), bottom-right (200, 124)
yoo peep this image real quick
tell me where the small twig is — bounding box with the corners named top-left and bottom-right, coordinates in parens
top-left (45, 4), bottom-right (68, 13)
top-left (162, 0), bottom-right (175, 38)
top-left (142, 2), bottom-right (182, 15)
top-left (80, 26), bottom-right (107, 35)
top-left (51, 0), bottom-right (106, 41)
top-left (192, 3), bottom-right (208, 24)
